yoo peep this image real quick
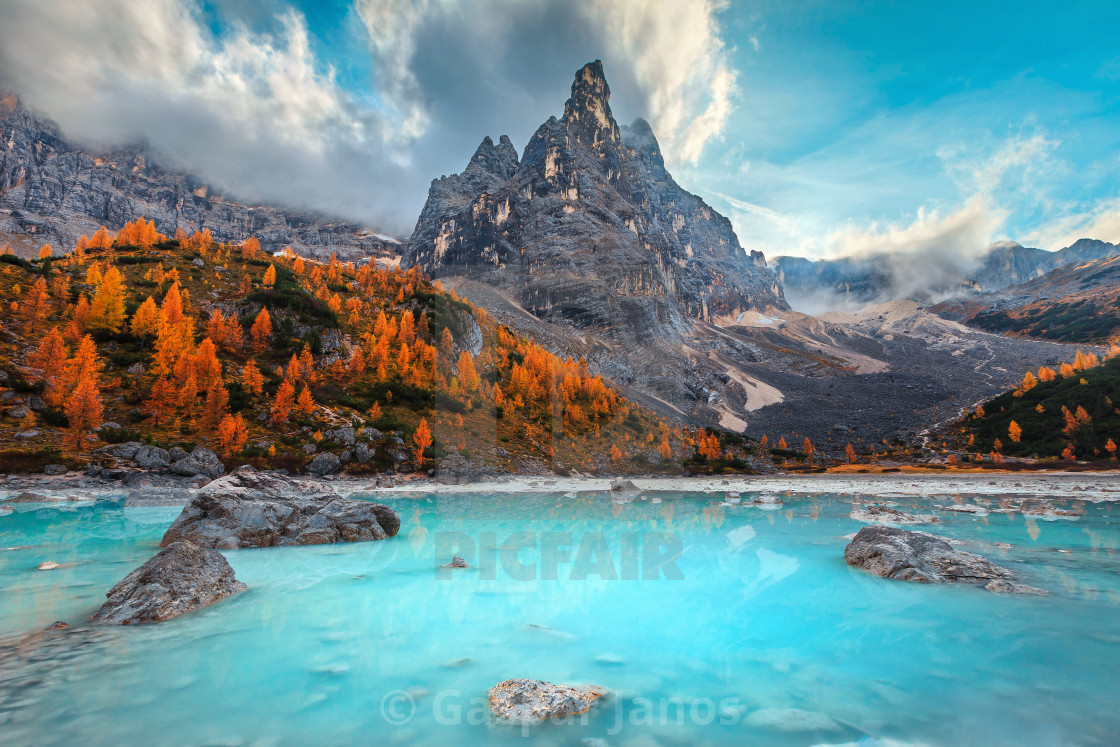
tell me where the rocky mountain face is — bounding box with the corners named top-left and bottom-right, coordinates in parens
top-left (406, 61), bottom-right (785, 342)
top-left (0, 93), bottom-right (400, 263)
top-left (404, 61), bottom-right (791, 428)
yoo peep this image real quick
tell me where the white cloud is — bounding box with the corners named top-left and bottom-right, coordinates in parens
top-left (579, 0), bottom-right (738, 165)
top-left (1024, 195), bottom-right (1120, 249)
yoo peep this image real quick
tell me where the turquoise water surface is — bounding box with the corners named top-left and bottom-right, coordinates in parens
top-left (1, 490), bottom-right (1118, 746)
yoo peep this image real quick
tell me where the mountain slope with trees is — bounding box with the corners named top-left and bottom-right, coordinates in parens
top-left (960, 348), bottom-right (1120, 462)
top-left (0, 221), bottom-right (768, 476)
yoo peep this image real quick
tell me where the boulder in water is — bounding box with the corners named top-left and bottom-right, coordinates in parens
top-left (160, 466), bottom-right (400, 549)
top-left (1020, 499), bottom-right (1079, 519)
top-left (850, 504), bottom-right (937, 525)
top-left (488, 679), bottom-right (606, 722)
top-left (844, 525), bottom-right (1045, 594)
top-left (442, 555), bottom-right (469, 568)
top-left (91, 540), bottom-right (245, 624)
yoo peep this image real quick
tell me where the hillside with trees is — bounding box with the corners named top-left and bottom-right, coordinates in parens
top-left (960, 348), bottom-right (1120, 462)
top-left (0, 221), bottom-right (768, 476)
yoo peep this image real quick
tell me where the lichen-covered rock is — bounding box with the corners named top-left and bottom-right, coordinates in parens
top-left (159, 466), bottom-right (400, 549)
top-left (844, 525), bottom-right (1045, 594)
top-left (488, 679), bottom-right (606, 722)
top-left (91, 541), bottom-right (245, 625)
top-left (169, 447), bottom-right (225, 478)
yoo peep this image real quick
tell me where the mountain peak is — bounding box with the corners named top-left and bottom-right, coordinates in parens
top-left (562, 60), bottom-right (618, 147)
top-left (467, 134), bottom-right (519, 180)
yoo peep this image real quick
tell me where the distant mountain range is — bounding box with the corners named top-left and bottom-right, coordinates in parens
top-left (773, 238), bottom-right (1120, 310)
top-left (933, 254), bottom-right (1120, 343)
top-left (0, 93), bottom-right (399, 264)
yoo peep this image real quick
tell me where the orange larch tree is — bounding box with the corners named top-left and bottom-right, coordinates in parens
top-left (271, 379), bottom-right (295, 424)
top-left (64, 376), bottom-right (103, 451)
top-left (88, 266), bottom-right (127, 332)
top-left (294, 386), bottom-right (315, 419)
top-left (250, 308), bottom-right (272, 351)
top-left (412, 417), bottom-right (433, 465)
top-left (218, 414), bottom-right (249, 454)
top-left (242, 360), bottom-right (264, 396)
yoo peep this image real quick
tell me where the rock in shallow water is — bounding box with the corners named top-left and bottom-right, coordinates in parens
top-left (844, 525), bottom-right (1045, 594)
top-left (91, 540), bottom-right (246, 624)
top-left (488, 679), bottom-right (606, 722)
top-left (159, 466), bottom-right (400, 549)
top-left (850, 504), bottom-right (937, 525)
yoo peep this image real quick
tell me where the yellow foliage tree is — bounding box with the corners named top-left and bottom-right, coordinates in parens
top-left (412, 417), bottom-right (433, 465)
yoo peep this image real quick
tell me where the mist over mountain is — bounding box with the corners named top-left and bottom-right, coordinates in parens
top-left (0, 93), bottom-right (399, 264)
top-left (773, 238), bottom-right (1120, 314)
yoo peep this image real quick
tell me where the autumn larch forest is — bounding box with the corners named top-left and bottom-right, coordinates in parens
top-left (0, 221), bottom-right (770, 476)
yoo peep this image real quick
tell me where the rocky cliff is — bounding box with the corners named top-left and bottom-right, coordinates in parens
top-left (406, 61), bottom-right (786, 344)
top-left (402, 62), bottom-right (791, 428)
top-left (0, 93), bottom-right (400, 263)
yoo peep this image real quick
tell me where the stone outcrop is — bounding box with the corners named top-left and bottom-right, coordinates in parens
top-left (160, 466), bottom-right (400, 549)
top-left (488, 679), bottom-right (606, 722)
top-left (0, 93), bottom-right (400, 264)
top-left (403, 61), bottom-right (787, 428)
top-left (844, 525), bottom-right (1045, 594)
top-left (91, 540), bottom-right (246, 624)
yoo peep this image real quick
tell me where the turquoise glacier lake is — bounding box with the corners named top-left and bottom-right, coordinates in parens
top-left (1, 489), bottom-right (1118, 746)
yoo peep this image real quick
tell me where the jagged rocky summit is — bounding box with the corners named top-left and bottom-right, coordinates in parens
top-left (0, 93), bottom-right (399, 263)
top-left (406, 60), bottom-right (785, 336)
top-left (403, 61), bottom-right (787, 427)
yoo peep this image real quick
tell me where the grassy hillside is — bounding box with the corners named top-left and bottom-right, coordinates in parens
top-left (0, 223), bottom-right (766, 475)
top-left (961, 351), bottom-right (1120, 461)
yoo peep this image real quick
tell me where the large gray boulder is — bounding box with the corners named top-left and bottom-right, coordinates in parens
top-left (134, 445), bottom-right (171, 470)
top-left (488, 679), bottom-right (606, 722)
top-left (308, 452), bottom-right (341, 476)
top-left (844, 525), bottom-right (1045, 594)
top-left (160, 466), bottom-right (400, 549)
top-left (90, 541), bottom-right (245, 625)
top-left (169, 447), bottom-right (225, 478)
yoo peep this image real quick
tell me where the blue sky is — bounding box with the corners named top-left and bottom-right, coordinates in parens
top-left (3, 0), bottom-right (1118, 258)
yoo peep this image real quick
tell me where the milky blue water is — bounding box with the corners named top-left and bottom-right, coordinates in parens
top-left (1, 489), bottom-right (1118, 746)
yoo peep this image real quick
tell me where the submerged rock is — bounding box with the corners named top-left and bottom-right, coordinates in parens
top-left (6, 491), bottom-right (50, 503)
top-left (0, 505), bottom-right (12, 517)
top-left (488, 679), bottom-right (606, 722)
top-left (844, 525), bottom-right (1045, 594)
top-left (752, 493), bottom-right (783, 509)
top-left (160, 466), bottom-right (400, 549)
top-left (1020, 499), bottom-right (1079, 519)
top-left (125, 487), bottom-right (194, 507)
top-left (91, 540), bottom-right (246, 624)
top-left (850, 504), bottom-right (937, 525)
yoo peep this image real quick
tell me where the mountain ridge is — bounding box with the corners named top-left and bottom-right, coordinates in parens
top-left (0, 92), bottom-right (401, 264)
